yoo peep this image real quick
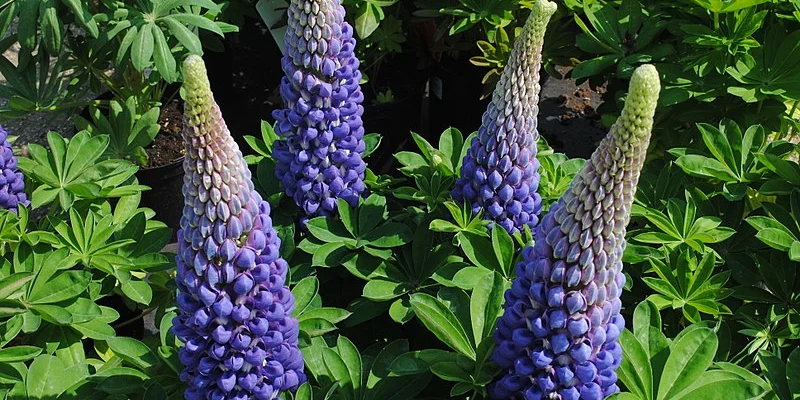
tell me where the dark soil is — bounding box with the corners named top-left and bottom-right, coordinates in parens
top-left (538, 69), bottom-right (608, 159)
top-left (147, 99), bottom-right (186, 168)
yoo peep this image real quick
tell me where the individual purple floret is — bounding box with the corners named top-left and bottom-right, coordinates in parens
top-left (452, 0), bottom-right (556, 235)
top-left (272, 0), bottom-right (367, 222)
top-left (489, 64), bottom-right (661, 400)
top-left (172, 55), bottom-right (305, 400)
top-left (0, 125), bottom-right (29, 213)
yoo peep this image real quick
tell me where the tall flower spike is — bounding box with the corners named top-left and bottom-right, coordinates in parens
top-left (453, 0), bottom-right (556, 235)
top-left (173, 55), bottom-right (305, 400)
top-left (0, 125), bottom-right (28, 213)
top-left (489, 65), bottom-right (660, 400)
top-left (272, 0), bottom-right (367, 222)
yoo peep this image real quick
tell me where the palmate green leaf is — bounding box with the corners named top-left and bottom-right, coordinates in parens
top-left (336, 335), bottom-right (362, 398)
top-left (16, 131), bottom-right (115, 210)
top-left (26, 354), bottom-right (86, 399)
top-left (459, 231), bottom-right (502, 274)
top-left (632, 300), bottom-right (668, 359)
top-left (28, 270), bottom-right (90, 304)
top-left (755, 229), bottom-right (797, 251)
top-left (787, 348), bottom-right (800, 397)
top-left (72, 319), bottom-right (116, 340)
top-left (759, 350), bottom-right (791, 400)
top-left (306, 217), bottom-right (356, 245)
top-left (618, 329), bottom-right (653, 400)
top-left (390, 349), bottom-right (460, 376)
top-left (430, 360), bottom-right (473, 383)
top-left (119, 278), bottom-right (152, 305)
top-left (170, 13), bottom-right (224, 36)
top-left (469, 271), bottom-right (505, 347)
top-left (131, 22), bottom-right (155, 72)
top-left (299, 318), bottom-right (338, 337)
top-left (292, 276), bottom-right (319, 316)
top-left (609, 393), bottom-right (643, 400)
top-left (0, 272), bottom-right (34, 299)
top-left (671, 370), bottom-right (765, 399)
top-left (152, 25), bottom-right (177, 82)
top-left (491, 225), bottom-right (515, 277)
top-left (296, 307), bottom-right (351, 325)
top-left (355, 2), bottom-right (382, 39)
top-left (697, 122), bottom-right (738, 178)
top-left (105, 336), bottom-right (159, 370)
top-left (30, 304), bottom-right (72, 325)
top-left (62, 0), bottom-right (99, 37)
top-left (162, 16), bottom-right (202, 54)
top-left (322, 347), bottom-right (355, 398)
top-left (362, 278), bottom-right (409, 301)
top-left (726, 27), bottom-right (800, 102)
top-left (388, 298), bottom-right (414, 324)
top-left (0, 346), bottom-right (41, 363)
top-left (658, 325), bottom-right (717, 400)
top-left (691, 0), bottom-right (769, 13)
top-left (409, 293), bottom-right (476, 360)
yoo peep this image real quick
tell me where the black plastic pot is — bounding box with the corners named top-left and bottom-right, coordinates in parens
top-left (137, 156), bottom-right (185, 230)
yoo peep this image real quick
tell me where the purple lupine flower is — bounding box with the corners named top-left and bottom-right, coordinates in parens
top-left (0, 125), bottom-right (28, 213)
top-left (452, 0), bottom-right (556, 235)
top-left (272, 0), bottom-right (367, 222)
top-left (173, 55), bottom-right (306, 400)
top-left (489, 64), bottom-right (661, 400)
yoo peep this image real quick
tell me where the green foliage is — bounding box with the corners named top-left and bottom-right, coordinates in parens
top-left (726, 26), bottom-right (800, 103)
top-left (347, 0), bottom-right (400, 39)
top-left (75, 97), bottom-right (162, 166)
top-left (300, 195), bottom-right (413, 280)
top-left (758, 348), bottom-right (800, 400)
top-left (302, 336), bottom-right (432, 399)
top-left (0, 0), bottom-right (234, 119)
top-left (394, 128), bottom-right (471, 211)
top-left (631, 191), bottom-right (736, 253)
top-left (16, 131), bottom-right (147, 211)
top-left (104, 0), bottom-right (229, 83)
top-left (572, 0), bottom-right (673, 79)
top-left (3, 0), bottom-right (800, 398)
top-left (292, 276), bottom-right (352, 337)
top-left (439, 0), bottom-right (517, 39)
top-left (642, 250), bottom-right (732, 323)
top-left (611, 301), bottom-right (768, 400)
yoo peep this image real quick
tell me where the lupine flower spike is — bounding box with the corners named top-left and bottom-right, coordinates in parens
top-left (272, 0), bottom-right (367, 222)
top-left (173, 55), bottom-right (306, 400)
top-left (453, 0), bottom-right (556, 234)
top-left (0, 125), bottom-right (29, 213)
top-left (490, 64), bottom-right (660, 400)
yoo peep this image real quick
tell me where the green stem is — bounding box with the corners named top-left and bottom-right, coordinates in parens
top-left (757, 98), bottom-right (764, 114)
top-left (713, 12), bottom-right (720, 31)
top-left (40, 99), bottom-right (107, 112)
top-left (113, 306), bottom-right (158, 329)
